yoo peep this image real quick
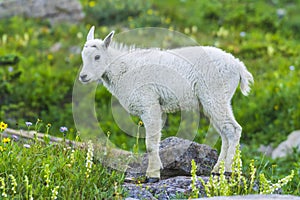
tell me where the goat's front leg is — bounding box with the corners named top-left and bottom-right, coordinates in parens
top-left (141, 104), bottom-right (163, 181)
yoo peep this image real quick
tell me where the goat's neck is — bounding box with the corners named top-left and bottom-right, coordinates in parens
top-left (101, 47), bottom-right (124, 96)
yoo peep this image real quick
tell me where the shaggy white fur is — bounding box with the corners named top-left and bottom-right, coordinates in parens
top-left (79, 26), bottom-right (254, 179)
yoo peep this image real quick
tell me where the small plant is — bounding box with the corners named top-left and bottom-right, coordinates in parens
top-left (51, 185), bottom-right (60, 200)
top-left (0, 176), bottom-right (7, 198)
top-left (32, 119), bottom-right (42, 143)
top-left (43, 164), bottom-right (51, 188)
top-left (133, 120), bottom-right (143, 154)
top-left (259, 171), bottom-right (294, 194)
top-left (194, 145), bottom-right (295, 197)
top-left (34, 119), bottom-right (42, 132)
top-left (44, 123), bottom-right (51, 144)
top-left (85, 140), bottom-right (94, 179)
top-left (190, 159), bottom-right (199, 198)
top-left (9, 174), bottom-right (17, 196)
top-left (104, 131), bottom-right (111, 156)
top-left (24, 175), bottom-right (33, 200)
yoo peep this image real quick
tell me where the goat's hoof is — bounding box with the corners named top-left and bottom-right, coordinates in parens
top-left (211, 172), bottom-right (232, 177)
top-left (145, 177), bottom-right (160, 183)
top-left (124, 177), bottom-right (137, 183)
top-left (211, 172), bottom-right (219, 176)
top-left (124, 176), bottom-right (159, 183)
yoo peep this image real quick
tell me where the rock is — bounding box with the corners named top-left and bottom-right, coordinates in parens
top-left (127, 137), bottom-right (218, 179)
top-left (50, 42), bottom-right (62, 53)
top-left (272, 130), bottom-right (300, 159)
top-left (199, 194), bottom-right (300, 200)
top-left (0, 0), bottom-right (84, 25)
top-left (123, 175), bottom-right (208, 200)
top-left (124, 175), bottom-right (300, 200)
top-left (258, 144), bottom-right (273, 156)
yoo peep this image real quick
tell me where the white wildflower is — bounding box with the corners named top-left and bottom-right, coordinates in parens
top-left (9, 174), bottom-right (17, 194)
top-left (51, 186), bottom-right (60, 200)
top-left (85, 140), bottom-right (94, 178)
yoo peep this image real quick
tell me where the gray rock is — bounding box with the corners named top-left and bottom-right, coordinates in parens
top-left (123, 176), bottom-right (208, 199)
top-left (127, 137), bottom-right (218, 179)
top-left (198, 194), bottom-right (300, 200)
top-left (272, 130), bottom-right (300, 159)
top-left (125, 198), bottom-right (140, 200)
top-left (123, 175), bottom-right (299, 200)
top-left (50, 42), bottom-right (62, 53)
top-left (0, 0), bottom-right (84, 25)
top-left (258, 144), bottom-right (273, 156)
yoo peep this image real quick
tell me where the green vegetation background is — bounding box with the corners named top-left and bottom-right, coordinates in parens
top-left (1, 0), bottom-right (299, 147)
top-left (0, 0), bottom-right (300, 194)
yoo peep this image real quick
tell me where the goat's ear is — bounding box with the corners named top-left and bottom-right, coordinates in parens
top-left (87, 26), bottom-right (95, 41)
top-left (103, 31), bottom-right (114, 48)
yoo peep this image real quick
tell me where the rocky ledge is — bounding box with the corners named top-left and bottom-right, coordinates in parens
top-left (126, 137), bottom-right (218, 178)
top-left (123, 137), bottom-right (300, 200)
top-left (123, 137), bottom-right (216, 199)
top-left (123, 175), bottom-right (206, 199)
top-left (123, 176), bottom-right (300, 200)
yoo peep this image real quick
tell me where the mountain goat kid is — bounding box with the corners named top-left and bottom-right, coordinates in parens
top-left (79, 26), bottom-right (253, 183)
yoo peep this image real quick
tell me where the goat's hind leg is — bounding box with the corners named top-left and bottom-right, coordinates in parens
top-left (223, 118), bottom-right (242, 172)
top-left (212, 113), bottom-right (242, 173)
top-left (212, 132), bottom-right (229, 173)
top-left (203, 100), bottom-right (242, 173)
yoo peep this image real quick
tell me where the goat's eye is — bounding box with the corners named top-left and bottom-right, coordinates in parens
top-left (95, 55), bottom-right (100, 61)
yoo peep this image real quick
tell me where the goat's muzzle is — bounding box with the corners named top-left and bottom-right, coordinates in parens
top-left (79, 74), bottom-right (90, 83)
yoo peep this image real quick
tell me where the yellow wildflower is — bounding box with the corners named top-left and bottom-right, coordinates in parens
top-left (147, 9), bottom-right (153, 15)
top-left (138, 121), bottom-right (143, 126)
top-left (88, 1), bottom-right (96, 7)
top-left (0, 121), bottom-right (8, 131)
top-left (47, 54), bottom-right (54, 61)
top-left (164, 17), bottom-right (171, 24)
top-left (2, 138), bottom-right (11, 143)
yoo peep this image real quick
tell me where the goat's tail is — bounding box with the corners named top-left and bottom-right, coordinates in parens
top-left (239, 62), bottom-right (254, 96)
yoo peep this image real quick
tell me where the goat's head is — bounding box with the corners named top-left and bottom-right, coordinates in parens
top-left (79, 26), bottom-right (114, 84)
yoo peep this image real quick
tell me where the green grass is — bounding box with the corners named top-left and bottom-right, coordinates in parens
top-left (0, 127), bottom-right (126, 199)
top-left (242, 146), bottom-right (300, 195)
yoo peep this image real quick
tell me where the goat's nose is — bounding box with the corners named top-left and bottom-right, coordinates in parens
top-left (80, 74), bottom-right (87, 80)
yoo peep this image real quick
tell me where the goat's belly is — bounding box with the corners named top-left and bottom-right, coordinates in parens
top-left (123, 85), bottom-right (198, 115)
top-left (160, 100), bottom-right (198, 113)
top-left (158, 88), bottom-right (198, 113)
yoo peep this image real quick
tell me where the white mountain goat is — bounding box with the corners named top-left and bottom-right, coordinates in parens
top-left (79, 26), bottom-right (254, 183)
